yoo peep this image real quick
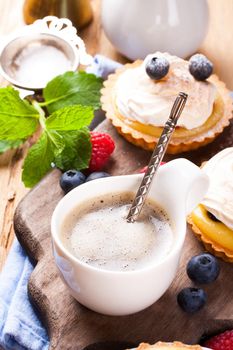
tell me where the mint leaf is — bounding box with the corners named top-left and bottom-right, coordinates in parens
top-left (0, 87), bottom-right (39, 140)
top-left (43, 71), bottom-right (103, 113)
top-left (46, 129), bottom-right (65, 156)
top-left (54, 127), bottom-right (91, 171)
top-left (22, 130), bottom-right (64, 187)
top-left (46, 105), bottom-right (94, 131)
top-left (0, 139), bottom-right (24, 154)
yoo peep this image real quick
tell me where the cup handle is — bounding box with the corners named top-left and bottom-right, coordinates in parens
top-left (156, 159), bottom-right (209, 215)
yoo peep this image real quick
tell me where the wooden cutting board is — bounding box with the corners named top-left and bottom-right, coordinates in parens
top-left (14, 119), bottom-right (233, 350)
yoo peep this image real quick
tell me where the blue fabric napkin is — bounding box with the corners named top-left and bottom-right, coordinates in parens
top-left (86, 54), bottom-right (122, 79)
top-left (0, 240), bottom-right (49, 350)
top-left (0, 54), bottom-right (122, 350)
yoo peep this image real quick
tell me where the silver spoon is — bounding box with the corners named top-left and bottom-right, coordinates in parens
top-left (126, 92), bottom-right (188, 223)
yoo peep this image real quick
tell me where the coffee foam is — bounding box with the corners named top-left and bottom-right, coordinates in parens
top-left (60, 192), bottom-right (174, 271)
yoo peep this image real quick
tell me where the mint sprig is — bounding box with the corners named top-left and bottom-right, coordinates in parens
top-left (22, 130), bottom-right (61, 187)
top-left (54, 128), bottom-right (91, 171)
top-left (0, 71), bottom-right (103, 187)
top-left (42, 71), bottom-right (103, 113)
top-left (21, 103), bottom-right (94, 187)
top-left (45, 104), bottom-right (93, 131)
top-left (0, 87), bottom-right (39, 140)
top-left (0, 139), bottom-right (24, 154)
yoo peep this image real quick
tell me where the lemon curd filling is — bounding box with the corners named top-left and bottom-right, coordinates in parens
top-left (191, 204), bottom-right (233, 252)
top-left (113, 93), bottom-right (224, 140)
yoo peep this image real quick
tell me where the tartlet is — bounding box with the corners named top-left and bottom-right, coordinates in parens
top-left (188, 147), bottom-right (233, 262)
top-left (132, 342), bottom-right (202, 349)
top-left (101, 52), bottom-right (232, 154)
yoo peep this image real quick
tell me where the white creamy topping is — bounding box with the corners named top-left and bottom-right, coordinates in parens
top-left (202, 148), bottom-right (233, 229)
top-left (14, 44), bottom-right (72, 87)
top-left (115, 52), bottom-right (216, 130)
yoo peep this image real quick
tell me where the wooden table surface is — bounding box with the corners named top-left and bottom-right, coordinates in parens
top-left (0, 0), bottom-right (233, 270)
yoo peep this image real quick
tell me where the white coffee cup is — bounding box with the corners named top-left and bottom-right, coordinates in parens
top-left (51, 159), bottom-right (208, 316)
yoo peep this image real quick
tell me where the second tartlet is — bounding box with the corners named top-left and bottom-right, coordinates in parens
top-left (188, 147), bottom-right (233, 262)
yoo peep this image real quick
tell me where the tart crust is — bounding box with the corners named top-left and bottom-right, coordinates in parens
top-left (101, 60), bottom-right (233, 154)
top-left (134, 341), bottom-right (202, 349)
top-left (187, 213), bottom-right (233, 263)
top-left (188, 160), bottom-right (233, 263)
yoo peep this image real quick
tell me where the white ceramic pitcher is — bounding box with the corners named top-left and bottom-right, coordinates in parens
top-left (101, 0), bottom-right (209, 60)
top-left (51, 158), bottom-right (209, 316)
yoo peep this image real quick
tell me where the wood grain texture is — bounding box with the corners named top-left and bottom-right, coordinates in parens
top-left (0, 0), bottom-right (27, 271)
top-left (0, 0), bottom-right (127, 271)
top-left (1, 0), bottom-right (233, 268)
top-left (14, 119), bottom-right (233, 349)
top-left (200, 0), bottom-right (233, 90)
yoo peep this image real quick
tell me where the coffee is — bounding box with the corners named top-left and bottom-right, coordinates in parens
top-left (60, 192), bottom-right (174, 271)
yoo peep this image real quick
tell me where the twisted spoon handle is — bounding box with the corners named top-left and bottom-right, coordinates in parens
top-left (126, 92), bottom-right (188, 223)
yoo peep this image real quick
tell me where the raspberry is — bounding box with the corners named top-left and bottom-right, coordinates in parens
top-left (139, 162), bottom-right (166, 173)
top-left (139, 166), bottom-right (148, 174)
top-left (204, 329), bottom-right (233, 350)
top-left (89, 132), bottom-right (115, 172)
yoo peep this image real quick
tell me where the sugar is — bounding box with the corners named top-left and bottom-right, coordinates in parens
top-left (14, 43), bottom-right (72, 87)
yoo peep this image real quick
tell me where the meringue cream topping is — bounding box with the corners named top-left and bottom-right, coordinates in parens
top-left (201, 147), bottom-right (233, 229)
top-left (115, 52), bottom-right (216, 130)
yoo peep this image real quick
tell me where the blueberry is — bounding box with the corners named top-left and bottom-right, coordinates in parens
top-left (187, 253), bottom-right (220, 284)
top-left (177, 287), bottom-right (207, 313)
top-left (145, 56), bottom-right (170, 80)
top-left (85, 172), bottom-right (111, 182)
top-left (189, 54), bottom-right (213, 81)
top-left (60, 170), bottom-right (86, 193)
